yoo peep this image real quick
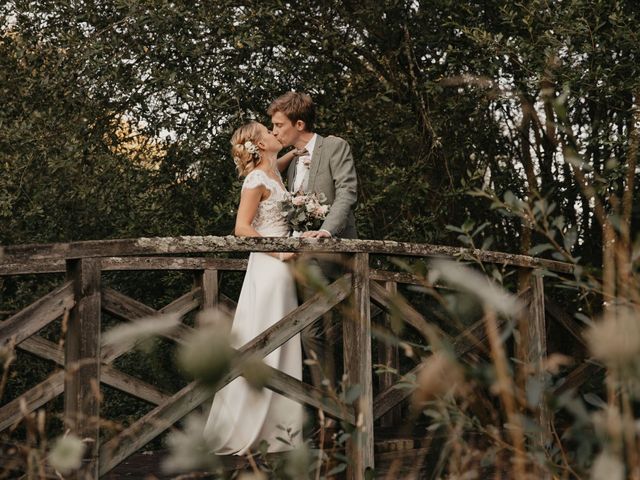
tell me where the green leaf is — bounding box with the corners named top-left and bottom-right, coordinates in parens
top-left (327, 463), bottom-right (347, 475)
top-left (344, 384), bottom-right (362, 403)
top-left (583, 393), bottom-right (606, 409)
top-left (528, 243), bottom-right (554, 256)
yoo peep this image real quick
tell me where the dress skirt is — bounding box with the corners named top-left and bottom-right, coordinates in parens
top-left (203, 252), bottom-right (303, 455)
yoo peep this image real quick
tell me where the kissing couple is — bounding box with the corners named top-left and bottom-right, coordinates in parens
top-left (203, 91), bottom-right (358, 455)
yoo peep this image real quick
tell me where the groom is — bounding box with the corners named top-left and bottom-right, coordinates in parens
top-left (268, 91), bottom-right (358, 387)
top-left (269, 91), bottom-right (357, 239)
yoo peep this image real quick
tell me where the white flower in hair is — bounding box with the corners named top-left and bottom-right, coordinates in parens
top-left (244, 141), bottom-right (258, 155)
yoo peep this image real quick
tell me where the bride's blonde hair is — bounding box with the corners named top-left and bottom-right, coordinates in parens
top-left (230, 122), bottom-right (263, 177)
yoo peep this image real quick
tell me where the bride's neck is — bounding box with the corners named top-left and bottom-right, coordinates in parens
top-left (258, 152), bottom-right (277, 172)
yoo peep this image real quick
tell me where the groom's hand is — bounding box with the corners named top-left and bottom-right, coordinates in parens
top-left (302, 230), bottom-right (332, 238)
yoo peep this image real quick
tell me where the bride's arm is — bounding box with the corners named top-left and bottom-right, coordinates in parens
top-left (276, 147), bottom-right (305, 173)
top-left (234, 186), bottom-right (264, 237)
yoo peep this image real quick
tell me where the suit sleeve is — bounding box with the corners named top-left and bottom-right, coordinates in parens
top-left (321, 137), bottom-right (357, 236)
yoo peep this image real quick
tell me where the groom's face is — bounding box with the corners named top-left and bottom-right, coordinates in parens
top-left (271, 111), bottom-right (302, 148)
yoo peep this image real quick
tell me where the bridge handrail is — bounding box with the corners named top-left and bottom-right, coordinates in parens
top-left (0, 235), bottom-right (574, 273)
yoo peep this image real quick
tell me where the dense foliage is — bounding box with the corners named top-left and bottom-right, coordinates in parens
top-left (2, 0), bottom-right (637, 254)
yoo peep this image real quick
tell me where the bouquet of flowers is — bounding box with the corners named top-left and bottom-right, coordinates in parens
top-left (280, 191), bottom-right (330, 234)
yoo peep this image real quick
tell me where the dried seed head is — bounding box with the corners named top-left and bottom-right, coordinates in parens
top-left (412, 351), bottom-right (465, 407)
top-left (585, 307), bottom-right (640, 375)
top-left (177, 321), bottom-right (234, 387)
top-left (48, 434), bottom-right (86, 475)
top-left (163, 413), bottom-right (220, 473)
top-left (591, 450), bottom-right (624, 480)
top-left (592, 405), bottom-right (623, 442)
top-left (429, 259), bottom-right (522, 317)
top-left (103, 312), bottom-right (182, 352)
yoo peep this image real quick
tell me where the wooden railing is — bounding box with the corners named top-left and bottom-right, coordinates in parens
top-left (0, 236), bottom-right (578, 479)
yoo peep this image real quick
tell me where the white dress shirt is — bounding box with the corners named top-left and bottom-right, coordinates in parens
top-left (293, 133), bottom-right (317, 193)
top-left (292, 134), bottom-right (331, 236)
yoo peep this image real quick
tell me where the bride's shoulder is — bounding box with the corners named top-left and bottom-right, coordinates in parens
top-left (242, 169), bottom-right (270, 190)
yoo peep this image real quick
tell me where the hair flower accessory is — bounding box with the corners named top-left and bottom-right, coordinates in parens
top-left (243, 141), bottom-right (258, 154)
top-left (238, 140), bottom-right (260, 162)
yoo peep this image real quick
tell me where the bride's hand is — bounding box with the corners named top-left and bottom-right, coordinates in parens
top-left (292, 147), bottom-right (309, 157)
top-left (278, 252), bottom-right (297, 262)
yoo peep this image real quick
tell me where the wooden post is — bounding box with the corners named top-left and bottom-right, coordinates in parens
top-left (518, 268), bottom-right (550, 453)
top-left (529, 271), bottom-right (550, 442)
top-left (378, 281), bottom-right (401, 428)
top-left (343, 253), bottom-right (374, 479)
top-left (195, 269), bottom-right (218, 310)
top-left (65, 258), bottom-right (101, 478)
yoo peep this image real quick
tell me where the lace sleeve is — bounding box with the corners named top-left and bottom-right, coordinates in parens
top-left (242, 170), bottom-right (274, 191)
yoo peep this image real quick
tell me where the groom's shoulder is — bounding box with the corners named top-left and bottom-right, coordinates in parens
top-left (322, 134), bottom-right (351, 148)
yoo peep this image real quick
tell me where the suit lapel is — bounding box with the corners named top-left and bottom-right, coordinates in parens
top-left (306, 134), bottom-right (323, 193)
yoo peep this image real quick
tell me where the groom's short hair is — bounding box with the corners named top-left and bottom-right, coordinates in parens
top-left (268, 92), bottom-right (316, 132)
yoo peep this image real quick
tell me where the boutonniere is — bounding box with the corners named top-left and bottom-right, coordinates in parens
top-left (293, 148), bottom-right (311, 168)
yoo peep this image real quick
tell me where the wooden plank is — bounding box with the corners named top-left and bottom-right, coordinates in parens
top-left (528, 274), bottom-right (548, 369)
top-left (263, 366), bottom-right (355, 424)
top-left (101, 367), bottom-right (170, 406)
top-left (519, 270), bottom-right (550, 450)
top-left (102, 288), bottom-right (198, 363)
top-left (370, 270), bottom-right (425, 285)
top-left (103, 257), bottom-right (247, 272)
top-left (545, 296), bottom-right (586, 348)
top-left (0, 282), bottom-right (74, 346)
top-left (553, 361), bottom-right (603, 396)
top-left (373, 316), bottom-right (497, 421)
top-left (379, 281), bottom-right (401, 428)
top-left (101, 287), bottom-right (157, 319)
top-left (0, 257), bottom-right (248, 276)
top-left (64, 258), bottom-right (101, 478)
top-left (369, 269), bottom-right (456, 290)
top-left (230, 274), bottom-right (352, 366)
top-left (0, 371), bottom-right (65, 433)
top-left (370, 279), bottom-right (437, 343)
top-left (15, 335), bottom-right (169, 406)
top-left (195, 269), bottom-right (218, 311)
top-left (0, 259), bottom-right (66, 275)
top-left (0, 325), bottom-right (169, 433)
top-left (99, 274), bottom-right (353, 476)
top-left (101, 288), bottom-right (196, 357)
top-left (344, 253), bottom-right (374, 478)
top-left (14, 335), bottom-right (64, 364)
top-left (218, 293), bottom-right (237, 317)
top-left (158, 289), bottom-right (201, 319)
top-left (99, 381), bottom-right (208, 477)
top-left (1, 236), bottom-right (574, 273)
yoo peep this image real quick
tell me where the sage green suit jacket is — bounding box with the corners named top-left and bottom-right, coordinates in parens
top-left (287, 134), bottom-right (358, 238)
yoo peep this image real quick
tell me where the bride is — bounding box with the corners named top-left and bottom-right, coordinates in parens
top-left (203, 121), bottom-right (303, 455)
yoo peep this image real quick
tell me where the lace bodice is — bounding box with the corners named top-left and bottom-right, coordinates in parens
top-left (242, 169), bottom-right (291, 237)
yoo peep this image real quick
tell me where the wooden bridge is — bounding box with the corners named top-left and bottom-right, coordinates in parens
top-left (0, 236), bottom-right (582, 479)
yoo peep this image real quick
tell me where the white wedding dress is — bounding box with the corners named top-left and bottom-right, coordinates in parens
top-left (203, 169), bottom-right (303, 455)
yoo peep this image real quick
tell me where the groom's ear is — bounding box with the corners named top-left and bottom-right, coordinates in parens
top-left (295, 119), bottom-right (306, 131)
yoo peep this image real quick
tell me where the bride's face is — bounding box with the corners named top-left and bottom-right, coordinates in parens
top-left (257, 124), bottom-right (282, 154)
